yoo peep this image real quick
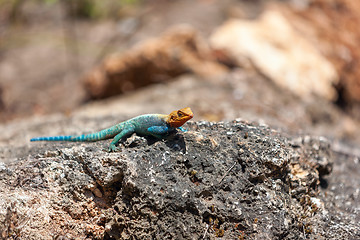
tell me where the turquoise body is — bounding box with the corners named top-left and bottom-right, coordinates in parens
top-left (30, 114), bottom-right (175, 152)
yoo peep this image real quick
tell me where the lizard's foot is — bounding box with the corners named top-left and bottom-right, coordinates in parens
top-left (177, 127), bottom-right (187, 132)
top-left (108, 144), bottom-right (120, 152)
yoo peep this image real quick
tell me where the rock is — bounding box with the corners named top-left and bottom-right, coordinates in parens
top-left (83, 25), bottom-right (226, 99)
top-left (210, 10), bottom-right (339, 101)
top-left (0, 86), bottom-right (7, 122)
top-left (1, 120), bottom-right (357, 239)
top-left (288, 0), bottom-right (360, 106)
top-left (0, 86), bottom-right (4, 111)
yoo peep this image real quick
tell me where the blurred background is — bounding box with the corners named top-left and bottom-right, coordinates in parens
top-left (0, 0), bottom-right (360, 150)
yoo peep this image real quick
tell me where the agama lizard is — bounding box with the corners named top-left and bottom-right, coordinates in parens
top-left (31, 107), bottom-right (193, 152)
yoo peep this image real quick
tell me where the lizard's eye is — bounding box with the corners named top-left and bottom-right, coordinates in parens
top-left (177, 112), bottom-right (183, 117)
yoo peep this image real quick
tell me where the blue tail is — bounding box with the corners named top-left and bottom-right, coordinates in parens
top-left (30, 135), bottom-right (101, 142)
top-left (30, 124), bottom-right (124, 143)
top-left (30, 136), bottom-right (75, 141)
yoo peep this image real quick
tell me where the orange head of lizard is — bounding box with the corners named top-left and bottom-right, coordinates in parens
top-left (167, 107), bottom-right (193, 128)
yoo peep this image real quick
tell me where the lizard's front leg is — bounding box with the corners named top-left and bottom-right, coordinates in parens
top-left (147, 126), bottom-right (171, 139)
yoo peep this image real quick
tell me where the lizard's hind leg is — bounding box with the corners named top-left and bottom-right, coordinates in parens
top-left (108, 127), bottom-right (135, 152)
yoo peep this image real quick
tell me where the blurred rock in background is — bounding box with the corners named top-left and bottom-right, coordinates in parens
top-left (210, 10), bottom-right (338, 101)
top-left (83, 25), bottom-right (226, 99)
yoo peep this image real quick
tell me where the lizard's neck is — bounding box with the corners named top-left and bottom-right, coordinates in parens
top-left (156, 114), bottom-right (170, 123)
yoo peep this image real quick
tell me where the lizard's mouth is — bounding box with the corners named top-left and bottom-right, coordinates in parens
top-left (169, 115), bottom-right (193, 128)
top-left (170, 120), bottom-right (189, 128)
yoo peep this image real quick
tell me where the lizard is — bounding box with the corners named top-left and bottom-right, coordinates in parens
top-left (30, 107), bottom-right (193, 152)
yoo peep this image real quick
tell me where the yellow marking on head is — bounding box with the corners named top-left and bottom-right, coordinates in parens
top-left (167, 107), bottom-right (193, 128)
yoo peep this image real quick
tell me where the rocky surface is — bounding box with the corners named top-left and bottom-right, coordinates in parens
top-left (1, 1), bottom-right (360, 239)
top-left (1, 119), bottom-right (358, 239)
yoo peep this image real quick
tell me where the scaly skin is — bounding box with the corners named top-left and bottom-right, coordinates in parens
top-left (30, 107), bottom-right (193, 152)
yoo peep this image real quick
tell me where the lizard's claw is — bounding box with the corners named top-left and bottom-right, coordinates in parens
top-left (108, 144), bottom-right (120, 152)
